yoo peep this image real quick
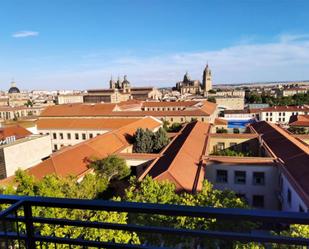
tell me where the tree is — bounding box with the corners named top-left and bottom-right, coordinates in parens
top-left (216, 128), bottom-right (228, 133)
top-left (152, 128), bottom-right (170, 152)
top-left (122, 176), bottom-right (253, 248)
top-left (89, 155), bottom-right (131, 182)
top-left (133, 128), bottom-right (154, 153)
top-left (133, 128), bottom-right (170, 153)
top-left (211, 148), bottom-right (254, 157)
top-left (0, 170), bottom-right (139, 248)
top-left (233, 128), bottom-right (240, 134)
top-left (207, 96), bottom-right (216, 103)
top-left (167, 122), bottom-right (182, 132)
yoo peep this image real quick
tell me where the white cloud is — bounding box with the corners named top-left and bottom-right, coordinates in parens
top-left (12, 31), bottom-right (39, 38)
top-left (4, 33), bottom-right (309, 89)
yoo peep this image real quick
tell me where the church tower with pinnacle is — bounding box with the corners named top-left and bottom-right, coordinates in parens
top-left (202, 64), bottom-right (212, 93)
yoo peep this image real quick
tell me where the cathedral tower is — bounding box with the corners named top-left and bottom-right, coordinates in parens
top-left (202, 64), bottom-right (212, 92)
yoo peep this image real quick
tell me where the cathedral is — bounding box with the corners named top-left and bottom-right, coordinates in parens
top-left (176, 64), bottom-right (212, 95)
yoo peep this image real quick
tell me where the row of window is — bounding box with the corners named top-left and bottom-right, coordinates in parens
top-left (144, 107), bottom-right (186, 111)
top-left (216, 170), bottom-right (265, 185)
top-left (51, 132), bottom-right (100, 140)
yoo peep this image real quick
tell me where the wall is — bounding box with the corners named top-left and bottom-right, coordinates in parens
top-left (38, 128), bottom-right (109, 150)
top-left (207, 136), bottom-right (259, 155)
top-left (216, 97), bottom-right (245, 110)
top-left (279, 172), bottom-right (308, 212)
top-left (205, 163), bottom-right (279, 210)
top-left (3, 135), bottom-right (52, 177)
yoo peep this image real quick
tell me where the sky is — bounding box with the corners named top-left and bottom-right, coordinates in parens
top-left (1, 0), bottom-right (309, 90)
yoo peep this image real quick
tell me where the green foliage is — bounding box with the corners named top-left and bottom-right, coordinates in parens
top-left (211, 148), bottom-right (254, 157)
top-left (288, 126), bottom-right (308, 135)
top-left (207, 96), bottom-right (216, 103)
top-left (216, 127), bottom-right (228, 133)
top-left (233, 128), bottom-right (240, 134)
top-left (24, 100), bottom-right (33, 107)
top-left (152, 127), bottom-right (170, 152)
top-left (166, 122), bottom-right (182, 132)
top-left (89, 155), bottom-right (131, 181)
top-left (208, 89), bottom-right (217, 94)
top-left (133, 128), bottom-right (169, 153)
top-left (246, 91), bottom-right (309, 106)
top-left (122, 176), bottom-right (254, 248)
top-left (0, 170), bottom-right (139, 248)
top-left (273, 224), bottom-right (309, 249)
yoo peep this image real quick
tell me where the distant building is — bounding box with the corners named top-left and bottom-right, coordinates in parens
top-left (7, 81), bottom-right (30, 107)
top-left (57, 94), bottom-right (84, 105)
top-left (84, 75), bottom-right (162, 103)
top-left (281, 87), bottom-right (307, 97)
top-left (215, 96), bottom-right (244, 110)
top-left (37, 118), bottom-right (142, 151)
top-left (39, 100), bottom-right (218, 125)
top-left (176, 64), bottom-right (212, 95)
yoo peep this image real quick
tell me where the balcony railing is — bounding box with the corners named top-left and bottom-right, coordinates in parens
top-left (0, 195), bottom-right (309, 248)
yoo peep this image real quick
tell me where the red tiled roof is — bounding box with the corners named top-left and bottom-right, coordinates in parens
top-left (289, 115), bottom-right (309, 127)
top-left (250, 121), bottom-right (309, 206)
top-left (1, 117), bottom-right (161, 184)
top-left (40, 101), bottom-right (217, 118)
top-left (140, 121), bottom-right (210, 192)
top-left (214, 118), bottom-right (228, 125)
top-left (40, 103), bottom-right (117, 117)
top-left (0, 125), bottom-right (32, 140)
top-left (250, 105), bottom-right (309, 113)
top-left (37, 118), bottom-right (139, 130)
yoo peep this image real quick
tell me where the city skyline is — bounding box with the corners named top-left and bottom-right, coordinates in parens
top-left (1, 0), bottom-right (309, 90)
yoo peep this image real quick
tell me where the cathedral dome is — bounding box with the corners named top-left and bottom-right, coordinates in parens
top-left (8, 82), bottom-right (20, 94)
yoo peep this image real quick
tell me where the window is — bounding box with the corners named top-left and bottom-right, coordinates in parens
top-left (52, 133), bottom-right (57, 139)
top-left (217, 142), bottom-right (225, 151)
top-left (53, 144), bottom-right (58, 151)
top-left (170, 118), bottom-right (173, 122)
top-left (283, 112), bottom-right (285, 116)
top-left (266, 112), bottom-right (269, 116)
top-left (287, 188), bottom-right (292, 205)
top-left (270, 118), bottom-right (272, 122)
top-left (279, 118), bottom-right (281, 122)
top-left (270, 113), bottom-right (273, 116)
top-left (89, 133), bottom-right (93, 139)
top-left (299, 205), bottom-right (305, 212)
top-left (266, 118), bottom-right (268, 121)
top-left (279, 112), bottom-right (281, 116)
top-left (97, 133), bottom-right (100, 136)
top-left (59, 133), bottom-right (64, 139)
top-left (234, 171), bottom-right (246, 184)
top-left (75, 133), bottom-right (79, 140)
top-left (216, 170), bottom-right (228, 183)
top-left (181, 118), bottom-right (184, 122)
top-left (82, 133), bottom-right (86, 140)
top-left (253, 172), bottom-right (265, 185)
top-left (67, 133), bottom-right (71, 140)
top-left (252, 195), bottom-right (264, 208)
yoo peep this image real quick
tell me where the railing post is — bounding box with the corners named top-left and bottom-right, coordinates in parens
top-left (24, 202), bottom-right (36, 249)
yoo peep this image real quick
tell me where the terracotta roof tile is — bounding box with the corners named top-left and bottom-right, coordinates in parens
top-left (289, 115), bottom-right (309, 127)
top-left (1, 117), bottom-right (161, 183)
top-left (250, 121), bottom-right (309, 205)
top-left (214, 118), bottom-right (228, 125)
top-left (140, 122), bottom-right (210, 192)
top-left (37, 118), bottom-right (139, 130)
top-left (0, 125), bottom-right (32, 140)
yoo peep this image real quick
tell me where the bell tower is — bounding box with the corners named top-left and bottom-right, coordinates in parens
top-left (202, 64), bottom-right (212, 92)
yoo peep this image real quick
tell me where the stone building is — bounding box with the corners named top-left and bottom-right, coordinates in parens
top-left (176, 64), bottom-right (212, 95)
top-left (84, 75), bottom-right (162, 103)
